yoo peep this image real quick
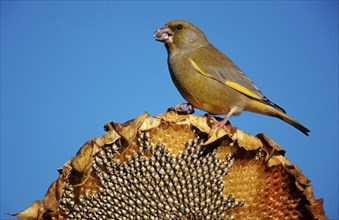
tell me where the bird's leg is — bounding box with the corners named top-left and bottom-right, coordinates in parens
top-left (168, 103), bottom-right (195, 114)
top-left (208, 108), bottom-right (236, 137)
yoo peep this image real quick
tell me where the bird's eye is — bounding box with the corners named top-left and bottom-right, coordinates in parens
top-left (176, 24), bottom-right (182, 30)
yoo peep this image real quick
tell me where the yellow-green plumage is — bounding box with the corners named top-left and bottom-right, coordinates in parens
top-left (154, 20), bottom-right (310, 136)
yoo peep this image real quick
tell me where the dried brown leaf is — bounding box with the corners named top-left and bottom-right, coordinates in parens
top-left (155, 111), bottom-right (190, 123)
top-left (188, 114), bottom-right (211, 134)
top-left (95, 129), bottom-right (121, 147)
top-left (43, 177), bottom-right (64, 212)
top-left (139, 117), bottom-right (161, 131)
top-left (71, 140), bottom-right (94, 174)
top-left (12, 200), bottom-right (44, 220)
top-left (119, 112), bottom-right (149, 142)
top-left (305, 186), bottom-right (328, 220)
top-left (256, 133), bottom-right (285, 154)
top-left (201, 129), bottom-right (229, 146)
top-left (235, 130), bottom-right (263, 150)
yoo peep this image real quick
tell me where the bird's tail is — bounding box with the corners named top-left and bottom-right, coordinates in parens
top-left (274, 111), bottom-right (310, 136)
top-left (247, 100), bottom-right (310, 136)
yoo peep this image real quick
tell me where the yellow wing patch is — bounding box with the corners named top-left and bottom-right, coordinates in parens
top-left (189, 58), bottom-right (261, 100)
top-left (189, 58), bottom-right (213, 78)
top-left (225, 81), bottom-right (261, 100)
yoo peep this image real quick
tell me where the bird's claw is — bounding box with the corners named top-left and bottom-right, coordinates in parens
top-left (207, 115), bottom-right (235, 138)
top-left (167, 103), bottom-right (195, 115)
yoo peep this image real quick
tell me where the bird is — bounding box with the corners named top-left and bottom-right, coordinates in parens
top-left (153, 20), bottom-right (310, 136)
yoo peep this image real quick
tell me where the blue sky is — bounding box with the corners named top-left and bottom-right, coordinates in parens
top-left (1, 1), bottom-right (338, 219)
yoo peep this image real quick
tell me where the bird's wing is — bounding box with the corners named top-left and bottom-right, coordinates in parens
top-left (189, 45), bottom-right (286, 113)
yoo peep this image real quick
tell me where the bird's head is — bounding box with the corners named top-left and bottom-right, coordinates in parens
top-left (154, 20), bottom-right (208, 53)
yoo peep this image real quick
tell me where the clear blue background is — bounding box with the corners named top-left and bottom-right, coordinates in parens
top-left (1, 1), bottom-right (338, 219)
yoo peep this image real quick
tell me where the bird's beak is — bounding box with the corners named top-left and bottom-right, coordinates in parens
top-left (153, 27), bottom-right (174, 43)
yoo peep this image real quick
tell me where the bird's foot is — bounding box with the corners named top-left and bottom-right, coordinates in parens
top-left (208, 115), bottom-right (229, 137)
top-left (167, 103), bottom-right (195, 115)
top-left (208, 115), bottom-right (237, 138)
top-left (207, 108), bottom-right (238, 138)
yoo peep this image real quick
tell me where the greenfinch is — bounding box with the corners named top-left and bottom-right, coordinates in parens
top-left (154, 20), bottom-right (310, 136)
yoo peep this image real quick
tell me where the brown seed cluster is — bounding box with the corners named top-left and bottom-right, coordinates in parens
top-left (59, 128), bottom-right (243, 219)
